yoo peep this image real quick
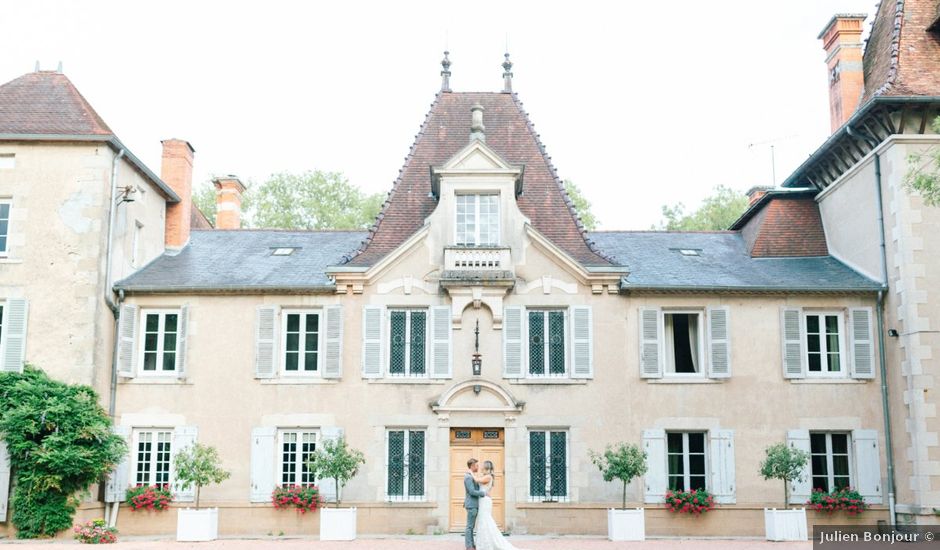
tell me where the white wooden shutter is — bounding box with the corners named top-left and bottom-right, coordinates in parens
top-left (707, 306), bottom-right (731, 379)
top-left (786, 429), bottom-right (811, 504)
top-left (709, 429), bottom-right (736, 503)
top-left (0, 439), bottom-right (10, 522)
top-left (781, 308), bottom-right (805, 379)
top-left (430, 306), bottom-right (452, 379)
top-left (318, 427), bottom-right (345, 502)
top-left (639, 308), bottom-right (662, 378)
top-left (1, 298), bottom-right (28, 373)
top-left (570, 306), bottom-right (593, 379)
top-left (255, 305), bottom-right (278, 379)
top-left (172, 425), bottom-right (198, 502)
top-left (503, 306), bottom-right (524, 378)
top-left (176, 305), bottom-right (189, 379)
top-left (850, 308), bottom-right (875, 379)
top-left (104, 425), bottom-right (131, 503)
top-left (362, 305), bottom-right (384, 378)
top-left (250, 426), bottom-right (276, 502)
top-left (116, 303), bottom-right (137, 378)
top-left (852, 429), bottom-right (883, 504)
top-left (323, 305), bottom-right (343, 379)
top-left (642, 428), bottom-right (667, 503)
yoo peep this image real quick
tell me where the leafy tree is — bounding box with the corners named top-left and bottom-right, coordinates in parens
top-left (656, 185), bottom-right (749, 231)
top-left (173, 443), bottom-right (231, 509)
top-left (191, 182), bottom-right (219, 227)
top-left (0, 366), bottom-right (126, 538)
top-left (905, 116), bottom-right (940, 206)
top-left (564, 180), bottom-right (599, 231)
top-left (759, 443), bottom-right (809, 506)
top-left (589, 443), bottom-right (648, 510)
top-left (305, 437), bottom-right (365, 508)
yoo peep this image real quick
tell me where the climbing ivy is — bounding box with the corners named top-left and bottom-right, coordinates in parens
top-left (0, 366), bottom-right (126, 538)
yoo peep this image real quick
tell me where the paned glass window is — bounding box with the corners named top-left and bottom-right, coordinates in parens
top-left (387, 429), bottom-right (425, 500)
top-left (529, 430), bottom-right (568, 500)
top-left (283, 311), bottom-right (320, 373)
top-left (134, 430), bottom-right (172, 486)
top-left (388, 310), bottom-right (427, 376)
top-left (810, 432), bottom-right (852, 492)
top-left (279, 430), bottom-right (318, 486)
top-left (455, 194), bottom-right (499, 246)
top-left (667, 432), bottom-right (707, 491)
top-left (806, 313), bottom-right (843, 374)
top-left (0, 200), bottom-right (10, 254)
top-left (140, 310), bottom-right (179, 374)
top-left (528, 310), bottom-right (566, 376)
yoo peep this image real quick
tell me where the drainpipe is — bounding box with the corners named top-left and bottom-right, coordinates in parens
top-left (105, 148), bottom-right (125, 417)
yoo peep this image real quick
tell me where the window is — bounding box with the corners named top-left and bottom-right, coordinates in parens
top-left (0, 200), bottom-right (10, 255)
top-left (131, 221), bottom-right (143, 268)
top-left (133, 430), bottom-right (172, 486)
top-left (528, 310), bottom-right (566, 376)
top-left (139, 310), bottom-right (180, 375)
top-left (529, 430), bottom-right (568, 501)
top-left (810, 432), bottom-right (852, 492)
top-left (282, 311), bottom-right (320, 375)
top-left (389, 309), bottom-right (427, 376)
top-left (386, 429), bottom-right (425, 501)
top-left (0, 303), bottom-right (4, 349)
top-left (455, 194), bottom-right (499, 246)
top-left (664, 312), bottom-right (703, 375)
top-left (272, 247), bottom-right (295, 256)
top-left (805, 312), bottom-right (843, 375)
top-left (278, 430), bottom-right (318, 486)
top-left (667, 432), bottom-right (707, 491)
top-left (0, 154), bottom-right (13, 169)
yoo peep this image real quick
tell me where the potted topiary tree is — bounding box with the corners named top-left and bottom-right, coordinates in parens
top-left (173, 443), bottom-right (231, 542)
top-left (760, 442), bottom-right (810, 541)
top-left (590, 443), bottom-right (648, 541)
top-left (305, 436), bottom-right (365, 541)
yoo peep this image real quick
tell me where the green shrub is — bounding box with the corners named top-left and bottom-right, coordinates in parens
top-left (173, 443), bottom-right (230, 509)
top-left (759, 443), bottom-right (809, 506)
top-left (305, 437), bottom-right (364, 507)
top-left (589, 443), bottom-right (648, 510)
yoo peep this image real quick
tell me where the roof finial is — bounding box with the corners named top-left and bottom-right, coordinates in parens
top-left (470, 103), bottom-right (485, 142)
top-left (502, 52), bottom-right (513, 93)
top-left (34, 60), bottom-right (40, 72)
top-left (440, 51), bottom-right (452, 92)
top-left (56, 61), bottom-right (63, 73)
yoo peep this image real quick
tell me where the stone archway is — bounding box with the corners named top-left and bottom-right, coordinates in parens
top-left (430, 379), bottom-right (525, 415)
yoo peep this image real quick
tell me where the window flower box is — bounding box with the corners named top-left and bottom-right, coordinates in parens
top-left (808, 487), bottom-right (869, 515)
top-left (664, 489), bottom-right (715, 515)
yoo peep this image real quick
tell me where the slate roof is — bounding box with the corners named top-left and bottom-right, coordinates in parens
top-left (347, 91), bottom-right (611, 267)
top-left (589, 231), bottom-right (881, 292)
top-left (862, 0), bottom-right (940, 101)
top-left (0, 71), bottom-right (112, 135)
top-left (115, 230), bottom-right (367, 293)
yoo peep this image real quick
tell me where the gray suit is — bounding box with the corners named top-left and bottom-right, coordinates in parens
top-left (463, 471), bottom-right (485, 549)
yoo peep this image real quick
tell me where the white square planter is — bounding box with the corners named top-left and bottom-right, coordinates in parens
top-left (177, 508), bottom-right (219, 542)
top-left (608, 508), bottom-right (645, 541)
top-left (764, 508), bottom-right (807, 541)
top-left (320, 507), bottom-right (357, 541)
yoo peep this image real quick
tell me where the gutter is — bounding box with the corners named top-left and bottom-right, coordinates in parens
top-left (113, 284), bottom-right (340, 295)
top-left (619, 283), bottom-right (881, 294)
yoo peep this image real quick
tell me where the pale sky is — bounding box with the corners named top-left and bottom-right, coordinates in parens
top-left (1, 1), bottom-right (875, 230)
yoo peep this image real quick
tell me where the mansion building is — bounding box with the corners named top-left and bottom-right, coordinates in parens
top-left (2, 1), bottom-right (940, 537)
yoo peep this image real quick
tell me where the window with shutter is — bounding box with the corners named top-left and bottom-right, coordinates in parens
top-left (503, 306), bottom-right (524, 378)
top-left (132, 429), bottom-right (173, 487)
top-left (323, 306), bottom-right (343, 379)
top-left (639, 308), bottom-right (662, 378)
top-left (527, 310), bottom-right (566, 377)
top-left (663, 311), bottom-right (704, 376)
top-left (1, 298), bottom-right (28, 373)
top-left (528, 430), bottom-right (568, 501)
top-left (255, 305), bottom-right (278, 379)
top-left (0, 200), bottom-right (11, 255)
top-left (850, 308), bottom-right (875, 379)
top-left (278, 430), bottom-right (318, 486)
top-left (667, 432), bottom-right (707, 491)
top-left (570, 306), bottom-right (593, 378)
top-left (362, 306), bottom-right (385, 378)
top-left (388, 309), bottom-right (427, 377)
top-left (707, 307), bottom-right (731, 378)
top-left (781, 308), bottom-right (805, 379)
top-left (138, 309), bottom-right (181, 376)
top-left (386, 429), bottom-right (425, 501)
top-left (810, 432), bottom-right (852, 492)
top-left (804, 312), bottom-right (846, 377)
top-left (249, 426), bottom-right (276, 502)
top-left (282, 310), bottom-right (321, 376)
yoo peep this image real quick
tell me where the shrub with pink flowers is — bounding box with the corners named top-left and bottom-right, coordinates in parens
top-left (125, 484), bottom-right (173, 512)
top-left (664, 488), bottom-right (715, 515)
top-left (271, 484), bottom-right (321, 513)
top-left (808, 487), bottom-right (869, 515)
top-left (73, 519), bottom-right (117, 544)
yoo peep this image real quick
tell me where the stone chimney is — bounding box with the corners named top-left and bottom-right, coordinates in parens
top-left (213, 175), bottom-right (246, 229)
top-left (746, 185), bottom-right (773, 206)
top-left (161, 139), bottom-right (195, 248)
top-left (818, 14), bottom-right (867, 133)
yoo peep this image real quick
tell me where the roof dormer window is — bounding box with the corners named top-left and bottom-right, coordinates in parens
top-left (455, 194), bottom-right (499, 246)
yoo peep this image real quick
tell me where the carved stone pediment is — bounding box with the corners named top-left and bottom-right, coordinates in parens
top-left (430, 380), bottom-right (525, 414)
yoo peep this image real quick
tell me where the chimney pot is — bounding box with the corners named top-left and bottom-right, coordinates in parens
top-left (818, 14), bottom-right (867, 133)
top-left (212, 176), bottom-right (246, 229)
top-left (161, 139), bottom-right (195, 248)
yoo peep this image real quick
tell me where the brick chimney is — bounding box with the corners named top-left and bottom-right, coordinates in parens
top-left (212, 175), bottom-right (245, 229)
top-left (161, 139), bottom-right (195, 248)
top-left (746, 185), bottom-right (773, 206)
top-left (819, 14), bottom-right (868, 133)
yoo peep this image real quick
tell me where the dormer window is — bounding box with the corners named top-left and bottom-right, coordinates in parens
top-left (455, 194), bottom-right (499, 246)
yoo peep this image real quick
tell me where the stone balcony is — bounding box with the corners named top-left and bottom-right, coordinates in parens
top-left (440, 246), bottom-right (514, 287)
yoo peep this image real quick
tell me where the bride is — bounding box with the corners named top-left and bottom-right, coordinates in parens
top-left (472, 460), bottom-right (529, 550)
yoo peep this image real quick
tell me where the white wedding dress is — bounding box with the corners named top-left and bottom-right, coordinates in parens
top-left (474, 480), bottom-right (528, 550)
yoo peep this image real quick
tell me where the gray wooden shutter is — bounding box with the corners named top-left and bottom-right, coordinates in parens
top-left (639, 308), bottom-right (662, 378)
top-left (318, 427), bottom-right (344, 502)
top-left (362, 306), bottom-right (384, 378)
top-left (0, 439), bottom-right (10, 522)
top-left (116, 303), bottom-right (137, 378)
top-left (707, 306), bottom-right (731, 379)
top-left (643, 428), bottom-right (667, 503)
top-left (176, 305), bottom-right (189, 379)
top-left (786, 429), bottom-right (811, 504)
top-left (781, 308), bottom-right (805, 379)
top-left (503, 306), bottom-right (524, 378)
top-left (852, 429), bottom-right (883, 504)
top-left (250, 426), bottom-right (276, 502)
top-left (255, 305), bottom-right (278, 379)
top-left (172, 425), bottom-right (198, 502)
top-left (1, 298), bottom-right (28, 373)
top-left (709, 429), bottom-right (735, 503)
top-left (430, 306), bottom-right (452, 378)
top-left (570, 306), bottom-right (593, 379)
top-left (850, 308), bottom-right (875, 379)
top-left (323, 305), bottom-right (343, 379)
top-left (104, 425), bottom-right (131, 503)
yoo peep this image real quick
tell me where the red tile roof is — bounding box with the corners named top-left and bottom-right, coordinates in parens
top-left (347, 91), bottom-right (611, 267)
top-left (743, 195), bottom-right (829, 258)
top-left (0, 71), bottom-right (113, 135)
top-left (862, 0), bottom-right (940, 101)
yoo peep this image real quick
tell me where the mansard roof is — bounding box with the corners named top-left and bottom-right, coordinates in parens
top-left (345, 91), bottom-right (611, 267)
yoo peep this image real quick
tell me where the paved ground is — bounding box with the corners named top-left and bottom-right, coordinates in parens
top-left (0, 535), bottom-right (812, 548)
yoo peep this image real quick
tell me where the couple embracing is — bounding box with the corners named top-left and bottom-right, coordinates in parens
top-left (463, 458), bottom-right (527, 550)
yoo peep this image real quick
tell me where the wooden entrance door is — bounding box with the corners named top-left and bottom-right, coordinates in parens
top-left (449, 428), bottom-right (505, 532)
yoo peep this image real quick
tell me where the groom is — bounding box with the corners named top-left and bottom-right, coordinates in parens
top-left (464, 458), bottom-right (486, 550)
